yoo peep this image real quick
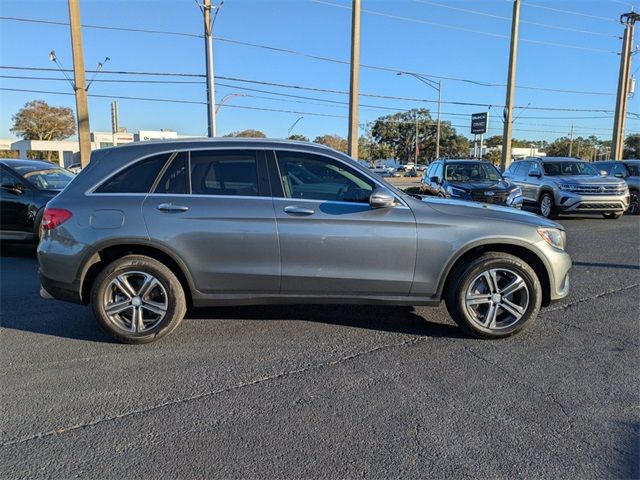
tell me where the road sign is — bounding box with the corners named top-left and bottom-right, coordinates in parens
top-left (471, 112), bottom-right (489, 135)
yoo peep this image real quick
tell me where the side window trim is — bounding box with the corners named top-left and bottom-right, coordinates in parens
top-left (149, 151), bottom-right (179, 193)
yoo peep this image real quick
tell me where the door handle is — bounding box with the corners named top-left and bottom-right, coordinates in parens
top-left (283, 205), bottom-right (315, 216)
top-left (157, 203), bottom-right (189, 212)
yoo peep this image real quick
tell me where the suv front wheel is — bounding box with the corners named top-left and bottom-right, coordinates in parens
top-left (538, 192), bottom-right (558, 219)
top-left (445, 252), bottom-right (543, 339)
top-left (91, 255), bottom-right (187, 344)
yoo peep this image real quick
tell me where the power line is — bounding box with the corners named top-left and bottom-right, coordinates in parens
top-left (0, 86), bottom-right (620, 137)
top-left (4, 73), bottom-right (632, 122)
top-left (0, 16), bottom-right (202, 38)
top-left (521, 2), bottom-right (620, 23)
top-left (0, 16), bottom-right (617, 96)
top-left (313, 0), bottom-right (619, 54)
top-left (414, 0), bottom-right (620, 38)
top-left (0, 65), bottom-right (624, 113)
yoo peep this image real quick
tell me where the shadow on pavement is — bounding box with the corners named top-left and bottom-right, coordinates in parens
top-left (187, 304), bottom-right (466, 339)
top-left (573, 261), bottom-right (640, 270)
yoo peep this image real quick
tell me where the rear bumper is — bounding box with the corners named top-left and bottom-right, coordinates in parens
top-left (39, 271), bottom-right (82, 304)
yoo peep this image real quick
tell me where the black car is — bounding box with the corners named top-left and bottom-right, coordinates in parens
top-left (0, 159), bottom-right (75, 241)
top-left (421, 159), bottom-right (523, 208)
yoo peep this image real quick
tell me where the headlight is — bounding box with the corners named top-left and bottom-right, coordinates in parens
top-left (447, 186), bottom-right (468, 197)
top-left (538, 227), bottom-right (566, 250)
top-left (509, 186), bottom-right (522, 196)
top-left (559, 183), bottom-right (579, 192)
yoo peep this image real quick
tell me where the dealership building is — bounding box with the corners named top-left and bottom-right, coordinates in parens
top-left (0, 129), bottom-right (185, 167)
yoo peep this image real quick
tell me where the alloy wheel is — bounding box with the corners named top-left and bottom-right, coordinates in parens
top-left (540, 195), bottom-right (552, 217)
top-left (102, 271), bottom-right (168, 334)
top-left (464, 268), bottom-right (530, 330)
top-left (629, 192), bottom-right (639, 215)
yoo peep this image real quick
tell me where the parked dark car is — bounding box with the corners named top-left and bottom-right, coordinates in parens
top-left (38, 139), bottom-right (571, 344)
top-left (594, 160), bottom-right (639, 215)
top-left (422, 159), bottom-right (523, 208)
top-left (0, 159), bottom-right (75, 241)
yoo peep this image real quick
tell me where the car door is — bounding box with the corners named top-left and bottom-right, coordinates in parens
top-left (0, 165), bottom-right (34, 233)
top-left (142, 149), bottom-right (280, 294)
top-left (522, 161), bottom-right (543, 201)
top-left (270, 149), bottom-right (417, 295)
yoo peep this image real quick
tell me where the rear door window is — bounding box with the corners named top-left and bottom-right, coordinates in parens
top-left (154, 152), bottom-right (188, 194)
top-left (95, 153), bottom-right (171, 193)
top-left (190, 150), bottom-right (263, 197)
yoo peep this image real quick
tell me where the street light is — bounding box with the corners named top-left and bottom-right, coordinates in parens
top-left (215, 93), bottom-right (246, 114)
top-left (287, 116), bottom-right (304, 137)
top-left (397, 71), bottom-right (442, 159)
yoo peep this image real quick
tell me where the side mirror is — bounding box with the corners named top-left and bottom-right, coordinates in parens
top-left (599, 170), bottom-right (609, 177)
top-left (614, 173), bottom-right (626, 178)
top-left (528, 172), bottom-right (541, 178)
top-left (369, 187), bottom-right (396, 209)
top-left (429, 176), bottom-right (440, 184)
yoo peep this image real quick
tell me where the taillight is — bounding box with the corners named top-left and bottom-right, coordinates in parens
top-left (42, 208), bottom-right (73, 230)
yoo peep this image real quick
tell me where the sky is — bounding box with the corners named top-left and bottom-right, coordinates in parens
top-left (0, 0), bottom-right (638, 144)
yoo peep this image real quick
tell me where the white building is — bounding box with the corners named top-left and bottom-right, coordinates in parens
top-left (0, 130), bottom-right (185, 167)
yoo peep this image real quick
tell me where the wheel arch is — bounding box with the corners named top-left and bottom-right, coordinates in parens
top-left (438, 241), bottom-right (552, 307)
top-left (79, 240), bottom-right (195, 307)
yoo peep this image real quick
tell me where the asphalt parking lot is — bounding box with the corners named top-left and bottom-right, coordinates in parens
top-left (1, 215), bottom-right (639, 479)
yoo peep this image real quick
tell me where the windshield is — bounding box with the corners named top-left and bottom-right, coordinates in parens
top-left (627, 163), bottom-right (639, 176)
top-left (444, 162), bottom-right (502, 182)
top-left (542, 161), bottom-right (598, 176)
top-left (13, 166), bottom-right (75, 190)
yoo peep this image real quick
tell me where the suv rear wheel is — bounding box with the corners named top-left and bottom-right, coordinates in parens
top-left (91, 255), bottom-right (187, 344)
top-left (445, 252), bottom-right (542, 339)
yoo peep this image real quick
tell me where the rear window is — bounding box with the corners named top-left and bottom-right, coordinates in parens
top-left (95, 153), bottom-right (171, 193)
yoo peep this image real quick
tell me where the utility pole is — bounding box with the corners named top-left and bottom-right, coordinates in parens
top-left (68, 0), bottom-right (91, 167)
top-left (568, 125), bottom-right (574, 157)
top-left (202, 0), bottom-right (218, 137)
top-left (347, 0), bottom-right (361, 159)
top-left (612, 12), bottom-right (638, 160)
top-left (500, 0), bottom-right (521, 171)
top-left (435, 81), bottom-right (441, 159)
top-left (415, 112), bottom-right (419, 163)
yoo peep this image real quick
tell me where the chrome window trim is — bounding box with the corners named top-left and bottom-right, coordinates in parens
top-left (85, 145), bottom-right (407, 207)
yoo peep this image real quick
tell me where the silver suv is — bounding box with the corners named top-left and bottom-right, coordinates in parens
top-left (503, 157), bottom-right (629, 219)
top-left (38, 139), bottom-right (571, 344)
top-left (593, 160), bottom-right (639, 215)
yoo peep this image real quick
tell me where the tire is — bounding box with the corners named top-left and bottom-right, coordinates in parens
top-left (90, 255), bottom-right (187, 344)
top-left (602, 212), bottom-right (623, 219)
top-left (627, 190), bottom-right (639, 215)
top-left (33, 207), bottom-right (44, 242)
top-left (538, 192), bottom-right (558, 219)
top-left (445, 252), bottom-right (543, 339)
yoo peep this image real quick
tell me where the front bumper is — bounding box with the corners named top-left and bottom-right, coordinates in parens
top-left (534, 239), bottom-right (571, 303)
top-left (553, 191), bottom-right (629, 213)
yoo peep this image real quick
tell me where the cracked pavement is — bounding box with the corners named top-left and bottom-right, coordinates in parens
top-left (1, 216), bottom-right (639, 478)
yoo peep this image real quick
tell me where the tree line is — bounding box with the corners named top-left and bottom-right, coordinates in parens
top-left (6, 100), bottom-right (640, 162)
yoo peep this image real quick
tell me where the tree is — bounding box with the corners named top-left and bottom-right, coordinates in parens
top-left (624, 133), bottom-right (639, 159)
top-left (11, 100), bottom-right (75, 141)
top-left (545, 136), bottom-right (603, 161)
top-left (313, 134), bottom-right (348, 153)
top-left (223, 129), bottom-right (266, 138)
top-left (287, 134), bottom-right (309, 142)
top-left (370, 108), bottom-right (468, 162)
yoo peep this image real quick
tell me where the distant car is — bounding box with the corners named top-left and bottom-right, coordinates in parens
top-left (369, 165), bottom-right (396, 177)
top-left (593, 160), bottom-right (639, 215)
top-left (503, 157), bottom-right (629, 219)
top-left (0, 159), bottom-right (75, 241)
top-left (67, 162), bottom-right (83, 174)
top-left (416, 164), bottom-right (428, 172)
top-left (422, 159), bottom-right (523, 208)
